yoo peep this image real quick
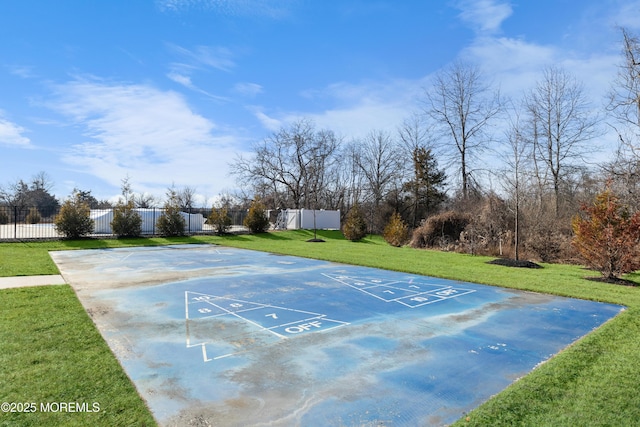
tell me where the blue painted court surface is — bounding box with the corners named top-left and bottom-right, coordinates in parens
top-left (51, 245), bottom-right (624, 426)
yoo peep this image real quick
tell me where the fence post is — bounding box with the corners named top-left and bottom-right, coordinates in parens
top-left (13, 206), bottom-right (17, 240)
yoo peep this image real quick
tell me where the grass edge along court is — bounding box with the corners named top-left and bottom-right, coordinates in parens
top-left (1, 230), bottom-right (640, 426)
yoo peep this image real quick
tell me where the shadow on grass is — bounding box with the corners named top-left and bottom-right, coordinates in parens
top-left (247, 230), bottom-right (345, 242)
top-left (585, 276), bottom-right (639, 287)
top-left (57, 236), bottom-right (206, 250)
top-left (58, 238), bottom-right (111, 249)
top-left (624, 271), bottom-right (640, 284)
top-left (53, 230), bottom-right (350, 250)
top-left (251, 231), bottom-right (288, 240)
top-left (349, 234), bottom-right (379, 244)
top-left (217, 234), bottom-right (252, 242)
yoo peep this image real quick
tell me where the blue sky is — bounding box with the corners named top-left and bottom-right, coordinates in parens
top-left (1, 0), bottom-right (639, 204)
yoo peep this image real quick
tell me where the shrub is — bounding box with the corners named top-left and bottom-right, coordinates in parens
top-left (0, 209), bottom-right (8, 225)
top-left (526, 220), bottom-right (566, 262)
top-left (383, 212), bottom-right (409, 247)
top-left (157, 191), bottom-right (186, 237)
top-left (342, 205), bottom-right (368, 241)
top-left (243, 200), bottom-right (270, 233)
top-left (26, 207), bottom-right (41, 224)
top-left (460, 194), bottom-right (514, 256)
top-left (54, 192), bottom-right (94, 239)
top-left (208, 206), bottom-right (232, 235)
top-left (111, 201), bottom-right (142, 238)
top-left (410, 210), bottom-right (471, 249)
top-left (572, 186), bottom-right (640, 279)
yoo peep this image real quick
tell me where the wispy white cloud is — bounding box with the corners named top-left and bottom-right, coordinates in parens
top-left (254, 0), bottom-right (624, 151)
top-left (157, 0), bottom-right (296, 19)
top-left (248, 106), bottom-right (282, 131)
top-left (6, 65), bottom-right (36, 79)
top-left (166, 43), bottom-right (234, 101)
top-left (462, 36), bottom-right (557, 97)
top-left (455, 0), bottom-right (512, 35)
top-left (167, 71), bottom-right (195, 88)
top-left (166, 70), bottom-right (229, 101)
top-left (167, 43), bottom-right (236, 72)
top-left (47, 78), bottom-right (247, 198)
top-left (0, 113), bottom-right (31, 147)
top-left (254, 78), bottom-right (425, 139)
top-left (459, 11), bottom-right (618, 105)
top-left (453, 0), bottom-right (621, 165)
top-left (233, 82), bottom-right (263, 97)
top-left (606, 0), bottom-right (640, 29)
top-left (303, 99), bottom-right (415, 141)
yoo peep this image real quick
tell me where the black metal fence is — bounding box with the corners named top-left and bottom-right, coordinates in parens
top-left (0, 206), bottom-right (249, 240)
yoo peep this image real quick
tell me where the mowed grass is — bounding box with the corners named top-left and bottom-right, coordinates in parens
top-left (0, 285), bottom-right (155, 427)
top-left (2, 230), bottom-right (640, 426)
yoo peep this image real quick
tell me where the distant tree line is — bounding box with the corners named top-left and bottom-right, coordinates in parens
top-left (2, 28), bottom-right (639, 270)
top-left (0, 174), bottom-right (211, 215)
top-left (230, 27), bottom-right (640, 265)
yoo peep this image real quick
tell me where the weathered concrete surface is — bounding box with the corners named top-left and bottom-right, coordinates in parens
top-left (51, 244), bottom-right (624, 426)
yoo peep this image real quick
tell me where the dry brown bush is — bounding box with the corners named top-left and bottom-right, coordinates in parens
top-left (410, 210), bottom-right (471, 249)
top-left (460, 195), bottom-right (514, 255)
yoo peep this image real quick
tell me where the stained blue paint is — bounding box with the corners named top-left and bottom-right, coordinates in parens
top-left (50, 244), bottom-right (624, 426)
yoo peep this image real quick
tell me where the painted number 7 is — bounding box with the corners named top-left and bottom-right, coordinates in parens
top-left (265, 313), bottom-right (278, 319)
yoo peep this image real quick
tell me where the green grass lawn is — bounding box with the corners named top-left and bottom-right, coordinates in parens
top-left (2, 230), bottom-right (640, 426)
top-left (0, 285), bottom-right (156, 427)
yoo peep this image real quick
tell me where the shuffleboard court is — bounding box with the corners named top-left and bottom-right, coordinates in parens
top-left (50, 244), bottom-right (623, 426)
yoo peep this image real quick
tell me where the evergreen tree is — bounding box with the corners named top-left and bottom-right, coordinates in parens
top-left (157, 188), bottom-right (186, 236)
top-left (111, 200), bottom-right (142, 237)
top-left (383, 211), bottom-right (410, 247)
top-left (54, 191), bottom-right (94, 239)
top-left (111, 177), bottom-right (143, 237)
top-left (208, 206), bottom-right (232, 235)
top-left (342, 204), bottom-right (368, 241)
top-left (243, 199), bottom-right (270, 233)
top-left (402, 147), bottom-right (447, 227)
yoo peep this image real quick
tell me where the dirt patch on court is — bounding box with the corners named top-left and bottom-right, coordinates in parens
top-left (63, 266), bottom-right (247, 291)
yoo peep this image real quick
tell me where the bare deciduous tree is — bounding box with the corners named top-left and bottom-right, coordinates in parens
top-left (353, 130), bottom-right (401, 232)
top-left (607, 27), bottom-right (640, 134)
top-left (398, 114), bottom-right (434, 158)
top-left (355, 130), bottom-right (399, 208)
top-left (604, 28), bottom-right (640, 208)
top-left (524, 66), bottom-right (599, 216)
top-left (424, 60), bottom-right (502, 199)
top-left (231, 119), bottom-right (339, 209)
top-left (30, 171), bottom-right (55, 193)
top-left (501, 105), bottom-right (529, 260)
top-left (0, 171), bottom-right (59, 217)
top-left (133, 192), bottom-right (159, 208)
top-left (176, 185), bottom-right (198, 210)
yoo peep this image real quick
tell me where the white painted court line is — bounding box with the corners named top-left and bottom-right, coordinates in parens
top-left (188, 293), bottom-right (287, 339)
top-left (184, 269), bottom-right (477, 364)
top-left (396, 288), bottom-right (476, 308)
top-left (323, 272), bottom-right (476, 308)
top-left (185, 291), bottom-right (350, 362)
